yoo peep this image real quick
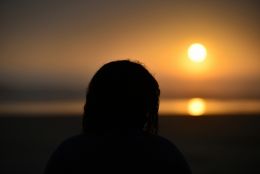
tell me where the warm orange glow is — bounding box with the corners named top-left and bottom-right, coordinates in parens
top-left (187, 98), bottom-right (206, 116)
top-left (174, 41), bottom-right (212, 78)
top-left (188, 43), bottom-right (207, 63)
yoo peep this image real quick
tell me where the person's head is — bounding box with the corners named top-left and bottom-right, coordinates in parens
top-left (83, 60), bottom-right (160, 134)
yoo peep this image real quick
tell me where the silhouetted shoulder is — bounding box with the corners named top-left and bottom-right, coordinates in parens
top-left (45, 132), bottom-right (192, 174)
top-left (141, 133), bottom-right (192, 173)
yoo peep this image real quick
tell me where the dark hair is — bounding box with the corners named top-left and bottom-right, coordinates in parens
top-left (82, 60), bottom-right (160, 134)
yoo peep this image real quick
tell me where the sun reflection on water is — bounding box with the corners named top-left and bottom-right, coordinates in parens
top-left (1, 98), bottom-right (260, 116)
top-left (187, 98), bottom-right (206, 116)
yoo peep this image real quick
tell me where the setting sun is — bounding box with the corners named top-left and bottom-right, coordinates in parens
top-left (188, 43), bottom-right (207, 63)
top-left (187, 98), bottom-right (206, 116)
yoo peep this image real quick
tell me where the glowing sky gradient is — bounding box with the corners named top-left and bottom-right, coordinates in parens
top-left (1, 0), bottom-right (260, 101)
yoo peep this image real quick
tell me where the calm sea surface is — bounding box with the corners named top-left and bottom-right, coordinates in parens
top-left (1, 99), bottom-right (260, 116)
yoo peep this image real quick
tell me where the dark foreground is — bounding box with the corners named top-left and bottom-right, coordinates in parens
top-left (0, 114), bottom-right (260, 174)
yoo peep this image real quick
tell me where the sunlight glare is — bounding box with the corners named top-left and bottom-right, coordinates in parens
top-left (188, 43), bottom-right (207, 63)
top-left (187, 98), bottom-right (206, 116)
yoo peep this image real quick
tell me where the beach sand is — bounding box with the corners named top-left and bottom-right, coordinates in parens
top-left (1, 114), bottom-right (260, 174)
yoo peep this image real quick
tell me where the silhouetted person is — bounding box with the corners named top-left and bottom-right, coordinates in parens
top-left (44, 60), bottom-right (192, 173)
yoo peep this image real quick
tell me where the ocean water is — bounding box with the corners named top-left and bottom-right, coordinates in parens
top-left (1, 99), bottom-right (260, 116)
top-left (1, 99), bottom-right (260, 174)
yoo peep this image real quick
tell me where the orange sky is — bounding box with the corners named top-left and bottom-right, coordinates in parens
top-left (1, 0), bottom-right (260, 101)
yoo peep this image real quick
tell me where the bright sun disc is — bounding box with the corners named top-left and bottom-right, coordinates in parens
top-left (188, 43), bottom-right (207, 63)
top-left (187, 98), bottom-right (206, 116)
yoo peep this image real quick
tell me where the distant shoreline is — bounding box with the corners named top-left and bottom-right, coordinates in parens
top-left (1, 113), bottom-right (260, 118)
